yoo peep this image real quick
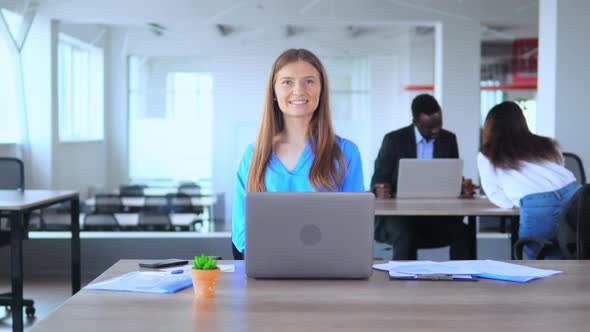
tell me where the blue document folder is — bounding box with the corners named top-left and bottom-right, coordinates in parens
top-left (85, 270), bottom-right (193, 294)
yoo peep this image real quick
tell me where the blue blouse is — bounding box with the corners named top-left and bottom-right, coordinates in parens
top-left (231, 136), bottom-right (365, 253)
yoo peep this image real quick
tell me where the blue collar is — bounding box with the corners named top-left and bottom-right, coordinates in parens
top-left (414, 126), bottom-right (432, 144)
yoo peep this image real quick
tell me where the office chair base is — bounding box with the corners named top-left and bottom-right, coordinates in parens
top-left (0, 295), bottom-right (36, 317)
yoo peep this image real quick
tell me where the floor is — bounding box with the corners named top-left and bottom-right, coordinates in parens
top-left (0, 277), bottom-right (95, 331)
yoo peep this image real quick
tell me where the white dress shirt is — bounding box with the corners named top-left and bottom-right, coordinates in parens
top-left (477, 152), bottom-right (576, 208)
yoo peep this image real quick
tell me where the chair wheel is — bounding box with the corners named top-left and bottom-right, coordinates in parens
top-left (25, 306), bottom-right (35, 317)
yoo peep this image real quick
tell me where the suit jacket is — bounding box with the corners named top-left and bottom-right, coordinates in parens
top-left (370, 125), bottom-right (459, 196)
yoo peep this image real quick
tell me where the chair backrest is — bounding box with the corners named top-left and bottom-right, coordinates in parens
top-left (563, 152), bottom-right (586, 185)
top-left (144, 196), bottom-right (168, 213)
top-left (119, 184), bottom-right (146, 197)
top-left (178, 182), bottom-right (201, 195)
top-left (557, 184), bottom-right (590, 259)
top-left (84, 213), bottom-right (119, 231)
top-left (95, 193), bottom-right (124, 213)
top-left (0, 157), bottom-right (24, 191)
top-left (0, 158), bottom-right (24, 245)
top-left (138, 211), bottom-right (171, 231)
top-left (166, 193), bottom-right (193, 213)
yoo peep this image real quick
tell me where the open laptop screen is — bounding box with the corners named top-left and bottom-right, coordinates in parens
top-left (245, 192), bottom-right (374, 279)
top-left (396, 159), bottom-right (463, 198)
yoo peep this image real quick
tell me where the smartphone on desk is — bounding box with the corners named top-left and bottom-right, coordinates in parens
top-left (139, 259), bottom-right (188, 269)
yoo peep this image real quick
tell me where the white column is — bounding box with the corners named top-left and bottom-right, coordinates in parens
top-left (538, 0), bottom-right (590, 169)
top-left (434, 20), bottom-right (481, 180)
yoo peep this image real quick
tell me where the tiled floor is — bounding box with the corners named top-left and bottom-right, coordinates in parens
top-left (0, 277), bottom-right (93, 331)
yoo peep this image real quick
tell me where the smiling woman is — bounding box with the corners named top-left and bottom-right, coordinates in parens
top-left (230, 48), bottom-right (366, 257)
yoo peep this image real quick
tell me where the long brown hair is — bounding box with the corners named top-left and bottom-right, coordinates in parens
top-left (480, 101), bottom-right (562, 170)
top-left (246, 48), bottom-right (346, 192)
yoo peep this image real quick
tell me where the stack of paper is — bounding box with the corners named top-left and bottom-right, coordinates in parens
top-left (86, 270), bottom-right (193, 294)
top-left (373, 260), bottom-right (561, 283)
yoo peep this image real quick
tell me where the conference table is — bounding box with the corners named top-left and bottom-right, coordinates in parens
top-left (375, 196), bottom-right (520, 259)
top-left (0, 190), bottom-right (80, 332)
top-left (30, 260), bottom-right (590, 332)
top-left (85, 194), bottom-right (218, 221)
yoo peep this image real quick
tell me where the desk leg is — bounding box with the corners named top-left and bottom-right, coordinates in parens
top-left (510, 216), bottom-right (520, 259)
top-left (10, 211), bottom-right (24, 332)
top-left (70, 196), bottom-right (81, 294)
top-left (467, 216), bottom-right (477, 260)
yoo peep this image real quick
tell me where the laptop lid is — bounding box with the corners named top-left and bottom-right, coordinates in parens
top-left (396, 159), bottom-right (463, 198)
top-left (245, 192), bottom-right (374, 279)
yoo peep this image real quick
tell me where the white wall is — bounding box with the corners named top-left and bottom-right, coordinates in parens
top-left (106, 27), bottom-right (129, 190)
top-left (20, 14), bottom-right (52, 189)
top-left (434, 20), bottom-right (481, 180)
top-left (538, 0), bottom-right (590, 173)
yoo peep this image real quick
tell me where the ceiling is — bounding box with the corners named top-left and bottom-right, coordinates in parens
top-left (1, 0), bottom-right (539, 42)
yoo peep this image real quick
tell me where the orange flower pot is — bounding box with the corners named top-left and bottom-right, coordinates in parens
top-left (190, 268), bottom-right (221, 298)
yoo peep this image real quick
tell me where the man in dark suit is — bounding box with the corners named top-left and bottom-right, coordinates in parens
top-left (371, 94), bottom-right (469, 260)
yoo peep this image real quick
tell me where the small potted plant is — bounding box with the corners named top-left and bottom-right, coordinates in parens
top-left (190, 254), bottom-right (221, 298)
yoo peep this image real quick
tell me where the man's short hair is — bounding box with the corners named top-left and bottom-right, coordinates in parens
top-left (411, 94), bottom-right (441, 119)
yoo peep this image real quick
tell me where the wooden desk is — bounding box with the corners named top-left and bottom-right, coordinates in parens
top-left (375, 197), bottom-right (519, 259)
top-left (30, 260), bottom-right (590, 332)
top-left (0, 190), bottom-right (80, 332)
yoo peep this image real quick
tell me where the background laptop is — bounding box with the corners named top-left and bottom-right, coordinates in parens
top-left (396, 159), bottom-right (463, 198)
top-left (245, 192), bottom-right (374, 279)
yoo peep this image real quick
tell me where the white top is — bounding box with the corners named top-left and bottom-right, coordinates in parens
top-left (477, 152), bottom-right (576, 208)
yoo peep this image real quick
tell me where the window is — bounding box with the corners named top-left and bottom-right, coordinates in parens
top-left (58, 33), bottom-right (104, 142)
top-left (0, 9), bottom-right (21, 143)
top-left (480, 80), bottom-right (504, 127)
top-left (516, 99), bottom-right (537, 134)
top-left (128, 56), bottom-right (213, 182)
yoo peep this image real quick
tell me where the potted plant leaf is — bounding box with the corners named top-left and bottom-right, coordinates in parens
top-left (190, 254), bottom-right (221, 298)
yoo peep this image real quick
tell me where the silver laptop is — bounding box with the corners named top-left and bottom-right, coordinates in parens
top-left (245, 192), bottom-right (374, 279)
top-left (396, 159), bottom-right (463, 198)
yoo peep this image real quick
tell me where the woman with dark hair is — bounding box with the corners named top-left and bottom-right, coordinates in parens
top-left (478, 101), bottom-right (580, 259)
top-left (231, 49), bottom-right (365, 257)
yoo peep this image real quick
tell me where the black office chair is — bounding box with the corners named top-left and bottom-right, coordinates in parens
top-left (177, 183), bottom-right (205, 215)
top-left (165, 193), bottom-right (196, 231)
top-left (94, 193), bottom-right (125, 213)
top-left (38, 204), bottom-right (72, 231)
top-left (0, 157), bottom-right (35, 317)
top-left (119, 184), bottom-right (146, 197)
top-left (178, 181), bottom-right (201, 194)
top-left (563, 152), bottom-right (586, 185)
top-left (514, 183), bottom-right (590, 260)
top-left (84, 213), bottom-right (120, 231)
top-left (119, 184), bottom-right (146, 213)
top-left (138, 211), bottom-right (172, 231)
top-left (143, 196), bottom-right (168, 213)
top-left (166, 193), bottom-right (193, 213)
